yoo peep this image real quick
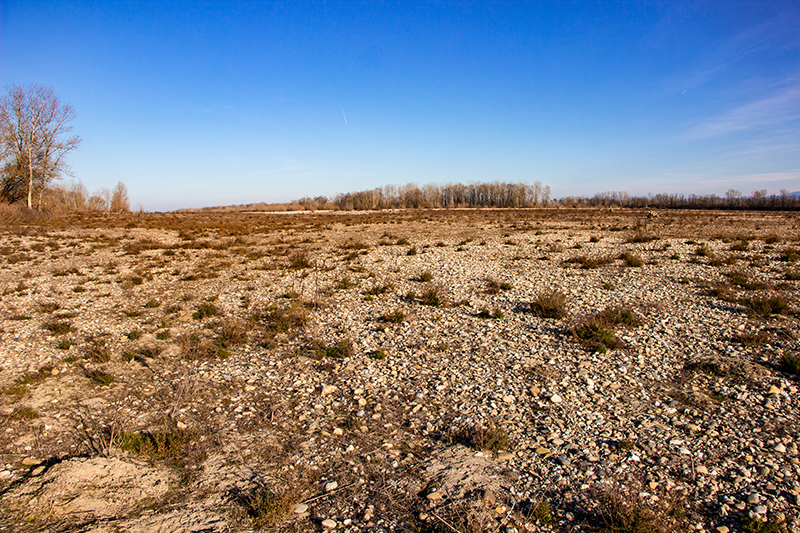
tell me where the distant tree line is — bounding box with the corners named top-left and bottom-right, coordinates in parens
top-left (564, 189), bottom-right (800, 211)
top-left (296, 181), bottom-right (552, 211)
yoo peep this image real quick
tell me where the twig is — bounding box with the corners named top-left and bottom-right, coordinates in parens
top-left (301, 480), bottom-right (359, 504)
top-left (432, 512), bottom-right (463, 533)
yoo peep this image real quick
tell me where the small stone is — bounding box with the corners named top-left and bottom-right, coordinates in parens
top-left (773, 443), bottom-right (786, 453)
top-left (649, 481), bottom-right (658, 490)
top-left (324, 481), bottom-right (338, 492)
top-left (294, 503), bottom-right (309, 514)
top-left (21, 457), bottom-right (41, 466)
top-left (321, 385), bottom-right (336, 395)
top-left (497, 452), bottom-right (514, 461)
top-left (321, 518), bottom-right (337, 529)
top-left (0, 470), bottom-right (11, 479)
top-left (746, 493), bottom-right (760, 504)
top-left (556, 456), bottom-right (571, 466)
top-left (50, 368), bottom-right (59, 376)
top-left (767, 385), bottom-right (780, 395)
top-left (176, 421), bottom-right (188, 430)
top-left (535, 447), bottom-right (551, 456)
top-left (753, 505), bottom-right (767, 515)
top-left (502, 395), bottom-right (515, 403)
top-left (549, 394), bottom-right (562, 403)
top-left (696, 465), bottom-right (709, 475)
top-left (482, 489), bottom-right (496, 505)
top-left (333, 428), bottom-right (344, 436)
top-left (716, 527), bottom-right (729, 533)
top-left (427, 491), bottom-right (443, 501)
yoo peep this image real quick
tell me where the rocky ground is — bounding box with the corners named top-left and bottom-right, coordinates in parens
top-left (0, 207), bottom-right (798, 533)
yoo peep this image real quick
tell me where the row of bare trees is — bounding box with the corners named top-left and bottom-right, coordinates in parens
top-left (297, 181), bottom-right (552, 211)
top-left (572, 189), bottom-right (800, 211)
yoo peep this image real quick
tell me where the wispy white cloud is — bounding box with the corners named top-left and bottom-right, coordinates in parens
top-left (684, 79), bottom-right (800, 140)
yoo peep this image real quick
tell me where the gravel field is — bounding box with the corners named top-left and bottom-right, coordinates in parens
top-left (0, 208), bottom-right (798, 533)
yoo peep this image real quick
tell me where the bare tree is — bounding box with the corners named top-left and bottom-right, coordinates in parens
top-left (110, 181), bottom-right (130, 212)
top-left (0, 84), bottom-right (81, 208)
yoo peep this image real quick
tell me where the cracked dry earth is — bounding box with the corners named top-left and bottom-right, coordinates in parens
top-left (0, 208), bottom-right (799, 533)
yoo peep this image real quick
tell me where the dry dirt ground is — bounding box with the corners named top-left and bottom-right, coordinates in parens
top-left (0, 208), bottom-right (798, 533)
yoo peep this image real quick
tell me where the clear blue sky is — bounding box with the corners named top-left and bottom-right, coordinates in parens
top-left (2, 1), bottom-right (798, 210)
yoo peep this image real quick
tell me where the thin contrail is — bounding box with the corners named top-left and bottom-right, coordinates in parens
top-left (342, 109), bottom-right (348, 125)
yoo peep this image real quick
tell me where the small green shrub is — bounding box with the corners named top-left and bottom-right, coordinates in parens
top-left (85, 369), bottom-right (114, 386)
top-left (336, 276), bottom-right (356, 290)
top-left (382, 309), bottom-right (405, 323)
top-left (234, 485), bottom-right (295, 529)
top-left (406, 246), bottom-right (418, 256)
top-left (44, 321), bottom-right (72, 335)
top-left (119, 429), bottom-right (193, 460)
top-left (743, 295), bottom-right (789, 317)
top-left (128, 330), bottom-right (142, 340)
top-left (144, 299), bottom-right (160, 308)
top-left (419, 270), bottom-right (433, 282)
top-left (193, 303), bottom-right (219, 320)
top-left (447, 419), bottom-right (511, 452)
top-left (56, 339), bottom-right (72, 350)
top-left (12, 406), bottom-right (40, 420)
top-left (156, 329), bottom-right (171, 340)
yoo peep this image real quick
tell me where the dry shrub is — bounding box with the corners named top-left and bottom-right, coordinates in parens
top-left (530, 289), bottom-right (568, 319)
top-left (590, 481), bottom-right (687, 533)
top-left (178, 332), bottom-right (220, 360)
top-left (447, 418), bottom-right (511, 452)
top-left (743, 294), bottom-right (790, 317)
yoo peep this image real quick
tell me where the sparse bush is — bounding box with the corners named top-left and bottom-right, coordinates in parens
top-left (406, 246), bottom-right (418, 256)
top-left (573, 318), bottom-right (621, 353)
top-left (695, 243), bottom-right (711, 257)
top-left (193, 302), bottom-right (219, 320)
top-left (781, 352), bottom-right (800, 375)
top-left (727, 271), bottom-right (765, 290)
top-left (597, 305), bottom-right (641, 327)
top-left (288, 250), bottom-right (312, 269)
top-left (232, 485), bottom-right (295, 529)
top-left (336, 276), bottom-right (356, 289)
top-left (155, 329), bottom-right (171, 340)
top-left (620, 252), bottom-right (643, 267)
top-left (11, 406), bottom-right (39, 420)
top-left (419, 270), bottom-right (433, 282)
top-left (734, 330), bottom-right (771, 347)
top-left (144, 299), bottom-right (160, 308)
top-left (420, 285), bottom-right (442, 306)
top-left (56, 339), bottom-right (72, 350)
top-left (477, 307), bottom-right (504, 319)
top-left (127, 330), bottom-right (142, 340)
top-left (447, 418), bottom-right (511, 452)
top-left (313, 338), bottom-right (354, 359)
top-left (382, 309), bottom-right (405, 323)
top-left (743, 294), bottom-right (789, 317)
top-left (485, 277), bottom-right (512, 294)
top-left (591, 482), bottom-right (686, 533)
top-left (86, 338), bottom-right (111, 363)
top-left (119, 429), bottom-right (193, 460)
top-left (366, 282), bottom-right (394, 296)
top-left (530, 290), bottom-right (568, 319)
top-left (216, 319), bottom-right (248, 348)
top-left (44, 321), bottom-right (71, 335)
top-left (85, 368), bottom-right (114, 386)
